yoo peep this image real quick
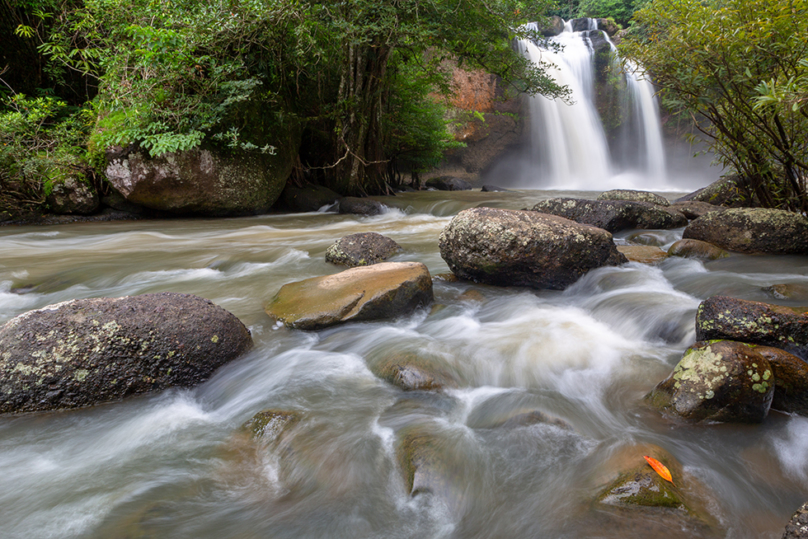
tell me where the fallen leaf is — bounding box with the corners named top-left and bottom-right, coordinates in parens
top-left (644, 455), bottom-right (674, 485)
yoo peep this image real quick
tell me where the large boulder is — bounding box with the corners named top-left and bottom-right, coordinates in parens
top-left (675, 175), bottom-right (758, 208)
top-left (754, 346), bottom-right (808, 415)
top-left (646, 340), bottom-right (774, 423)
top-left (0, 293), bottom-right (252, 414)
top-left (338, 196), bottom-right (386, 216)
top-left (325, 232), bottom-right (402, 267)
top-left (539, 15), bottom-right (565, 36)
top-left (531, 198), bottom-right (687, 233)
top-left (279, 184), bottom-right (341, 213)
top-left (667, 239), bottom-right (729, 261)
top-left (696, 296), bottom-right (808, 360)
top-left (105, 146), bottom-right (294, 216)
top-left (683, 208), bottom-right (808, 255)
top-left (438, 207), bottom-right (626, 290)
top-left (265, 262), bottom-right (433, 330)
top-left (46, 175), bottom-right (99, 215)
top-left (597, 189), bottom-right (670, 207)
top-left (783, 502), bottom-right (808, 539)
top-left (425, 176), bottom-right (472, 191)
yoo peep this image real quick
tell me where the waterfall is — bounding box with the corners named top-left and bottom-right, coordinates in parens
top-left (517, 19), bottom-right (669, 190)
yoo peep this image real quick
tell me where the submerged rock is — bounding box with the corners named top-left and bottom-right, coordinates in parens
top-left (438, 207), bottom-right (626, 290)
top-left (754, 346), bottom-right (808, 415)
top-left (280, 184), bottom-right (341, 212)
top-left (683, 208), bottom-right (808, 255)
top-left (597, 189), bottom-right (670, 207)
top-left (617, 245), bottom-right (668, 265)
top-left (696, 296), bottom-right (808, 360)
top-left (325, 232), bottom-right (402, 267)
top-left (243, 409), bottom-right (302, 445)
top-left (763, 284), bottom-right (808, 302)
top-left (338, 196), bottom-right (386, 216)
top-left (425, 176), bottom-right (473, 191)
top-left (646, 340), bottom-right (774, 423)
top-left (783, 501), bottom-right (808, 539)
top-left (627, 231), bottom-right (668, 247)
top-left (265, 262), bottom-right (433, 330)
top-left (667, 239), bottom-right (729, 260)
top-left (369, 351), bottom-right (458, 391)
top-left (0, 293), bottom-right (253, 414)
top-left (531, 198), bottom-right (687, 233)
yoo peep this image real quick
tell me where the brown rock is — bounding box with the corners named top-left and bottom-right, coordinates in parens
top-left (667, 239), bottom-right (729, 260)
top-left (617, 245), bottom-right (668, 264)
top-left (670, 200), bottom-right (726, 220)
top-left (755, 346), bottom-right (808, 415)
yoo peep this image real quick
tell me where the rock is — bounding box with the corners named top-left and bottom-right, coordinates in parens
top-left (667, 239), bottom-right (729, 260)
top-left (617, 245), bottom-right (668, 265)
top-left (597, 189), bottom-right (670, 207)
top-left (46, 175), bottom-right (99, 215)
top-left (627, 232), bottom-right (668, 246)
top-left (763, 284), bottom-right (808, 302)
top-left (753, 346), bottom-right (808, 415)
top-left (571, 17), bottom-right (596, 32)
top-left (675, 175), bottom-right (758, 208)
top-left (0, 293), bottom-right (252, 414)
top-left (539, 15), bottom-right (565, 36)
top-left (467, 407), bottom-right (570, 430)
top-left (325, 232), bottom-right (402, 267)
top-left (433, 273), bottom-right (459, 283)
top-left (669, 200), bottom-right (726, 220)
top-left (243, 409), bottom-right (302, 445)
top-left (101, 189), bottom-right (150, 215)
top-left (338, 196), bottom-right (386, 216)
top-left (783, 501), bottom-right (808, 539)
top-left (369, 351), bottom-right (458, 391)
top-left (458, 289), bottom-right (486, 303)
top-left (696, 296), bottom-right (808, 360)
top-left (683, 208), bottom-right (808, 255)
top-left (425, 176), bottom-right (473, 191)
top-left (480, 185), bottom-right (509, 192)
top-left (596, 444), bottom-right (686, 510)
top-left (595, 18), bottom-right (620, 36)
top-left (531, 198), bottom-right (687, 233)
top-left (280, 184), bottom-right (341, 213)
top-left (265, 262), bottom-right (433, 330)
top-left (646, 340), bottom-right (774, 423)
top-left (105, 146), bottom-right (294, 216)
top-left (438, 207), bottom-right (626, 290)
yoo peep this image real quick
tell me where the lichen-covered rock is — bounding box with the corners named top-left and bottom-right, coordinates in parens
top-left (325, 232), bottom-right (402, 267)
top-left (670, 200), bottom-right (726, 220)
top-left (0, 293), bottom-right (252, 414)
top-left (683, 208), bottom-right (808, 255)
top-left (675, 175), bottom-right (758, 208)
top-left (338, 196), bottom-right (386, 216)
top-left (280, 184), bottom-right (341, 213)
top-left (667, 239), bottom-right (729, 260)
top-left (597, 189), bottom-right (670, 207)
top-left (425, 176), bottom-right (472, 191)
top-left (696, 296), bottom-right (808, 360)
top-left (265, 262), bottom-right (433, 330)
top-left (783, 501), bottom-right (808, 539)
top-left (753, 346), bottom-right (808, 415)
top-left (531, 198), bottom-right (687, 233)
top-left (646, 340), bottom-right (774, 423)
top-left (243, 409), bottom-right (302, 445)
top-left (105, 146), bottom-right (294, 216)
top-left (369, 351), bottom-right (458, 391)
top-left (439, 207), bottom-right (626, 290)
top-left (46, 175), bottom-right (99, 215)
top-left (617, 245), bottom-right (668, 265)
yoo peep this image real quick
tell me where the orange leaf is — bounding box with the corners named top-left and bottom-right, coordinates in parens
top-left (644, 455), bottom-right (675, 485)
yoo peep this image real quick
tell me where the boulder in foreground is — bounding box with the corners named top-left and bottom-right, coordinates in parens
top-left (265, 262), bottom-right (433, 330)
top-left (696, 296), bottom-right (808, 360)
top-left (646, 340), bottom-right (773, 423)
top-left (439, 207), bottom-right (626, 290)
top-left (683, 208), bottom-right (808, 255)
top-left (325, 232), bottom-right (402, 267)
top-left (0, 293), bottom-right (252, 414)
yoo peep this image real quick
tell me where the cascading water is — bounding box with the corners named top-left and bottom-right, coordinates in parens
top-left (517, 19), bottom-right (669, 190)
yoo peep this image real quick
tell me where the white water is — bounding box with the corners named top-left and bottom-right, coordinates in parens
top-left (518, 19), bottom-right (671, 190)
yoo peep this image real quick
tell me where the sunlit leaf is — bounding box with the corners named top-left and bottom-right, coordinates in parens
top-left (644, 455), bottom-right (674, 485)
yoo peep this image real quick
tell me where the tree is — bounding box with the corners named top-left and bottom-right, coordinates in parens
top-left (622, 0), bottom-right (808, 212)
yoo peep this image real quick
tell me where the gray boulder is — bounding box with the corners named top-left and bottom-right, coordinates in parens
top-left (531, 198), bottom-right (687, 233)
top-left (683, 208), bottom-right (808, 255)
top-left (425, 176), bottom-right (472, 191)
top-left (675, 175), bottom-right (758, 207)
top-left (325, 232), bottom-right (402, 267)
top-left (47, 175), bottom-right (99, 215)
top-left (266, 262), bottom-right (433, 330)
top-left (646, 340), bottom-right (774, 423)
top-left (0, 293), bottom-right (252, 414)
top-left (105, 146), bottom-right (293, 216)
top-left (696, 296), bottom-right (808, 360)
top-left (438, 207), bottom-right (626, 290)
top-left (597, 189), bottom-right (670, 207)
top-left (338, 197), bottom-right (386, 216)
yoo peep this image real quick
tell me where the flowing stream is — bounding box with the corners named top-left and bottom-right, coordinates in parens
top-left (1, 190), bottom-right (808, 538)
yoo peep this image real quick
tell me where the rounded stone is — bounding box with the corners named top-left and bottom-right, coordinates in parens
top-left (597, 189), bottom-right (670, 206)
top-left (617, 245), bottom-right (668, 265)
top-left (325, 232), bottom-right (402, 267)
top-left (338, 197), bottom-right (386, 216)
top-left (532, 198), bottom-right (687, 233)
top-left (667, 239), bottom-right (729, 260)
top-left (683, 208), bottom-right (808, 255)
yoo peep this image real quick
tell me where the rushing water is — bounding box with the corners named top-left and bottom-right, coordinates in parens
top-left (2, 191), bottom-right (808, 539)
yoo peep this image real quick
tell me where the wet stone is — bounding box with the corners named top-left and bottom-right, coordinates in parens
top-left (783, 501), bottom-right (808, 539)
top-left (754, 346), bottom-right (808, 415)
top-left (617, 245), bottom-right (668, 265)
top-left (667, 239), bottom-right (729, 261)
top-left (597, 189), bottom-right (670, 207)
top-left (325, 232), bottom-right (402, 267)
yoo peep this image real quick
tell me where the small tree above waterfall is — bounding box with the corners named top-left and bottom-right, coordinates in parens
top-left (622, 0), bottom-right (808, 212)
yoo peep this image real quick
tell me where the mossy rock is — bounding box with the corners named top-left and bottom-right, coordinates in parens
top-left (753, 346), bottom-right (808, 415)
top-left (675, 175), bottom-right (758, 208)
top-left (597, 189), bottom-right (670, 207)
top-left (243, 409), bottom-right (303, 445)
top-left (369, 350), bottom-right (459, 391)
top-left (46, 173), bottom-right (99, 215)
top-left (683, 208), bottom-right (808, 255)
top-left (646, 340), bottom-right (773, 423)
top-left (667, 239), bottom-right (729, 261)
top-left (617, 245), bottom-right (668, 265)
top-left (325, 232), bottom-right (402, 267)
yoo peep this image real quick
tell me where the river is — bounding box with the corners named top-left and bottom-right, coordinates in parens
top-left (1, 189), bottom-right (807, 538)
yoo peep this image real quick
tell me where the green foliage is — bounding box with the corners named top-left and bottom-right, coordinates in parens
top-left (623, 0), bottom-right (808, 212)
